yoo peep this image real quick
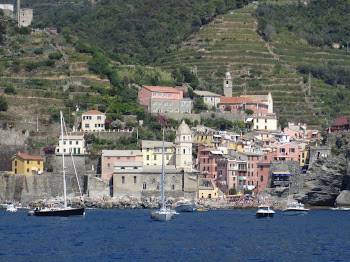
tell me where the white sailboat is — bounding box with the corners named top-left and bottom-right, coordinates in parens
top-left (151, 130), bottom-right (175, 221)
top-left (32, 111), bottom-right (84, 217)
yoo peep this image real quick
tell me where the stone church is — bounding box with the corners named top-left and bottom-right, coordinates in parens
top-left (113, 121), bottom-right (199, 198)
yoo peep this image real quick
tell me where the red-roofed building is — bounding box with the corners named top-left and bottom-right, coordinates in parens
top-left (217, 97), bottom-right (268, 116)
top-left (138, 85), bottom-right (192, 114)
top-left (81, 110), bottom-right (106, 132)
top-left (11, 152), bottom-right (44, 175)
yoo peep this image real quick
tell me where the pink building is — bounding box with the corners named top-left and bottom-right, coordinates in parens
top-left (274, 143), bottom-right (300, 161)
top-left (138, 85), bottom-right (192, 114)
top-left (284, 127), bottom-right (303, 140)
top-left (101, 150), bottom-right (143, 180)
top-left (217, 97), bottom-right (268, 116)
top-left (198, 144), bottom-right (223, 182)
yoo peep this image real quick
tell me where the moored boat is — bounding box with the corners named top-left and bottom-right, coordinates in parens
top-left (282, 201), bottom-right (309, 216)
top-left (6, 204), bottom-right (17, 212)
top-left (256, 204), bottom-right (275, 218)
top-left (174, 199), bottom-right (196, 212)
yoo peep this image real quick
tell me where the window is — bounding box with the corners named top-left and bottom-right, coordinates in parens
top-left (15, 161), bottom-right (17, 167)
top-left (85, 124), bottom-right (89, 128)
top-left (260, 166), bottom-right (263, 171)
top-left (289, 148), bottom-right (295, 153)
top-left (152, 101), bottom-right (157, 105)
top-left (172, 185), bottom-right (175, 190)
top-left (248, 172), bottom-right (250, 177)
top-left (260, 176), bottom-right (263, 182)
top-left (215, 167), bottom-right (217, 171)
top-left (69, 141), bottom-right (72, 145)
top-left (27, 168), bottom-right (29, 173)
top-left (163, 93), bottom-right (167, 97)
top-left (264, 156), bottom-right (267, 160)
top-left (154, 155), bottom-right (157, 160)
top-left (203, 159), bottom-right (205, 163)
top-left (157, 183), bottom-right (160, 190)
top-left (169, 102), bottom-right (173, 106)
top-left (76, 141), bottom-right (78, 145)
top-left (169, 94), bottom-right (173, 98)
top-left (265, 126), bottom-right (267, 129)
top-left (142, 183), bottom-right (146, 190)
top-left (37, 161), bottom-right (40, 164)
top-left (207, 167), bottom-right (209, 171)
top-left (166, 155), bottom-right (169, 160)
top-left (134, 176), bottom-right (137, 184)
top-left (63, 141), bottom-right (66, 145)
top-left (27, 160), bottom-right (30, 164)
top-left (97, 116), bottom-right (101, 120)
top-left (122, 176), bottom-right (125, 184)
top-left (152, 93), bottom-right (156, 97)
top-left (158, 101), bottom-right (162, 105)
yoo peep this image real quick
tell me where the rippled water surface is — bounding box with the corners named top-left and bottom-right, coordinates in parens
top-left (1, 208), bottom-right (350, 261)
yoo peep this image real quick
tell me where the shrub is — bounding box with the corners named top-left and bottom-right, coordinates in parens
top-left (4, 86), bottom-right (17, 95)
top-left (34, 48), bottom-right (43, 55)
top-left (0, 96), bottom-right (8, 111)
top-left (245, 109), bottom-right (254, 115)
top-left (49, 52), bottom-right (63, 60)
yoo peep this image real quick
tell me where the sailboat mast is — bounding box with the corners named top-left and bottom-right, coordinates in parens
top-left (161, 129), bottom-right (165, 209)
top-left (60, 111), bottom-right (67, 208)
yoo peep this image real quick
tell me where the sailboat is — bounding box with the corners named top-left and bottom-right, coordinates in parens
top-left (150, 129), bottom-right (175, 221)
top-left (33, 111), bottom-right (84, 217)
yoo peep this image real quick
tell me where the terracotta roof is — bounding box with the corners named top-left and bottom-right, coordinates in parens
top-left (14, 153), bottom-right (43, 161)
top-left (219, 97), bottom-right (263, 104)
top-left (143, 86), bottom-right (181, 92)
top-left (82, 110), bottom-right (105, 115)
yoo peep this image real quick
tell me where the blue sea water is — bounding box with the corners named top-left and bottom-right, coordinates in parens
top-left (1, 208), bottom-right (350, 262)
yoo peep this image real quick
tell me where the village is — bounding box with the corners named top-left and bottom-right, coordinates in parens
top-left (3, 71), bottom-right (343, 208)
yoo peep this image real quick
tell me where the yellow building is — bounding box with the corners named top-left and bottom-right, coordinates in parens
top-left (141, 140), bottom-right (174, 166)
top-left (227, 141), bottom-right (245, 152)
top-left (300, 148), bottom-right (310, 168)
top-left (194, 133), bottom-right (221, 148)
top-left (11, 152), bottom-right (44, 175)
top-left (198, 178), bottom-right (224, 199)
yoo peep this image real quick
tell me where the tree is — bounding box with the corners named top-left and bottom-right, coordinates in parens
top-left (224, 105), bottom-right (231, 112)
top-left (245, 109), bottom-right (254, 115)
top-left (263, 24), bottom-right (276, 42)
top-left (0, 96), bottom-right (8, 111)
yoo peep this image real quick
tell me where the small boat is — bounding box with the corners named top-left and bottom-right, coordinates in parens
top-left (31, 112), bottom-right (84, 217)
top-left (151, 130), bottom-right (175, 221)
top-left (331, 207), bottom-right (350, 211)
top-left (6, 204), bottom-right (17, 212)
top-left (282, 201), bottom-right (309, 216)
top-left (174, 199), bottom-right (196, 212)
top-left (196, 208), bottom-right (208, 212)
top-left (256, 204), bottom-right (275, 218)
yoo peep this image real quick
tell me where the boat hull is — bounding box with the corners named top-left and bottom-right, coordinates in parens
top-left (151, 210), bottom-right (175, 221)
top-left (175, 203), bottom-right (196, 212)
top-left (282, 209), bottom-right (309, 216)
top-left (256, 212), bottom-right (274, 218)
top-left (34, 207), bottom-right (85, 217)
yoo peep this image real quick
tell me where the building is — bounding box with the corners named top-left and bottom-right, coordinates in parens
top-left (327, 115), bottom-right (350, 132)
top-left (223, 72), bottom-right (233, 97)
top-left (175, 121), bottom-right (193, 172)
top-left (274, 143), bottom-right (300, 161)
top-left (141, 140), bottom-right (175, 166)
top-left (198, 145), bottom-right (224, 182)
top-left (101, 150), bottom-right (143, 180)
top-left (138, 85), bottom-right (192, 114)
top-left (194, 90), bottom-right (221, 108)
top-left (81, 110), bottom-right (106, 132)
top-left (308, 147), bottom-right (331, 167)
top-left (246, 114), bottom-right (279, 131)
top-left (11, 152), bottom-right (43, 175)
top-left (0, 4), bottom-right (14, 11)
top-left (56, 134), bottom-right (86, 156)
top-left (18, 8), bottom-right (33, 27)
top-left (198, 178), bottom-right (223, 199)
top-left (113, 165), bottom-right (199, 198)
top-left (242, 92), bottom-right (274, 114)
top-left (218, 97), bottom-right (268, 116)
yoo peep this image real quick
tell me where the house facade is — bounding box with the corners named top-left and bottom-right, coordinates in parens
top-left (138, 85), bottom-right (192, 114)
top-left (218, 97), bottom-right (268, 116)
top-left (81, 110), bottom-right (106, 132)
top-left (246, 114), bottom-right (279, 131)
top-left (56, 135), bottom-right (86, 156)
top-left (193, 90), bottom-right (221, 108)
top-left (11, 152), bottom-right (44, 175)
top-left (101, 150), bottom-right (143, 180)
top-left (141, 140), bottom-right (175, 166)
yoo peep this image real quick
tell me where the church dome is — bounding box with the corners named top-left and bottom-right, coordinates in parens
top-left (177, 120), bottom-right (191, 134)
top-left (225, 71), bottom-right (231, 79)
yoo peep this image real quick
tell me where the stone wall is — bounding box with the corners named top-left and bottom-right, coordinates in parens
top-left (163, 112), bottom-right (246, 122)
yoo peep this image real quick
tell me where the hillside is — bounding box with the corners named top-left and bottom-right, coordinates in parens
top-left (154, 1), bottom-right (350, 126)
top-left (154, 3), bottom-right (315, 124)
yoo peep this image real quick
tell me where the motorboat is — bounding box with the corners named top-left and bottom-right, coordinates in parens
top-left (282, 201), bottom-right (309, 216)
top-left (6, 204), bottom-right (17, 212)
top-left (256, 204), bottom-right (275, 218)
top-left (174, 199), bottom-right (196, 212)
top-left (331, 207), bottom-right (350, 211)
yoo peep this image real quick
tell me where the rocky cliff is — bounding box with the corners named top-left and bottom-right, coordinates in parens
top-left (266, 131), bottom-right (350, 207)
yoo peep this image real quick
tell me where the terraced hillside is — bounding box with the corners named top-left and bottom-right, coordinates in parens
top-left (155, 4), bottom-right (323, 125)
top-left (0, 29), bottom-right (111, 126)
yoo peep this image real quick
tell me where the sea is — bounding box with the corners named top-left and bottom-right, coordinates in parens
top-left (1, 208), bottom-right (350, 262)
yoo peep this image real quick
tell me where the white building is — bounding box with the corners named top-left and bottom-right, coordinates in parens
top-left (194, 90), bottom-right (222, 108)
top-left (246, 114), bottom-right (279, 132)
top-left (0, 4), bottom-right (14, 11)
top-left (56, 134), bottom-right (86, 155)
top-left (81, 110), bottom-right (106, 132)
